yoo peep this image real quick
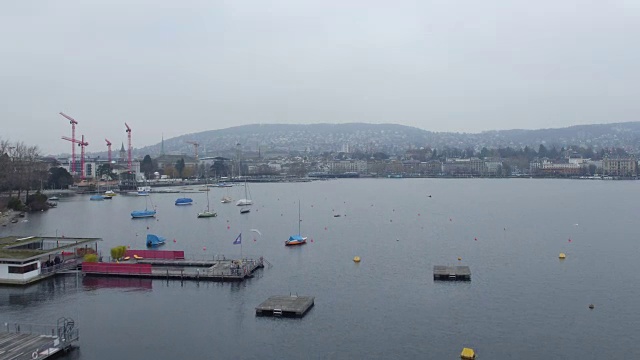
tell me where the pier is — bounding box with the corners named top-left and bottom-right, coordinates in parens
top-left (255, 295), bottom-right (315, 317)
top-left (0, 318), bottom-right (78, 360)
top-left (433, 265), bottom-right (471, 281)
top-left (83, 254), bottom-right (265, 282)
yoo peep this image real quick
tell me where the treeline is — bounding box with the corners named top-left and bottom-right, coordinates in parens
top-left (0, 138), bottom-right (74, 199)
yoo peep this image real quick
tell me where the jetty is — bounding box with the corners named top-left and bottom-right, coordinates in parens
top-left (433, 265), bottom-right (471, 281)
top-left (0, 318), bottom-right (78, 360)
top-left (255, 295), bottom-right (315, 317)
top-left (82, 250), bottom-right (264, 282)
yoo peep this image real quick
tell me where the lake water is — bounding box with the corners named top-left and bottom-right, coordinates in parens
top-left (1, 179), bottom-right (639, 359)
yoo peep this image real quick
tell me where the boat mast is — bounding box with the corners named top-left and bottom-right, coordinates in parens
top-left (298, 200), bottom-right (301, 235)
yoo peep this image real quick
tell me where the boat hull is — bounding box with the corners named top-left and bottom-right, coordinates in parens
top-left (197, 211), bottom-right (217, 218)
top-left (131, 210), bottom-right (156, 218)
top-left (285, 240), bottom-right (307, 246)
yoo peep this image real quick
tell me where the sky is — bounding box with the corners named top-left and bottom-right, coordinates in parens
top-left (1, 0), bottom-right (639, 155)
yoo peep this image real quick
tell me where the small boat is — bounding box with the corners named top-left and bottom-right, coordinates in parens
top-left (146, 234), bottom-right (166, 247)
top-left (221, 196), bottom-right (232, 204)
top-left (197, 188), bottom-right (217, 218)
top-left (102, 195), bottom-right (112, 200)
top-left (285, 201), bottom-right (307, 246)
top-left (90, 195), bottom-right (105, 201)
top-left (333, 214), bottom-right (341, 217)
top-left (104, 190), bottom-right (117, 197)
top-left (131, 209), bottom-right (156, 218)
top-left (240, 208), bottom-right (250, 214)
top-left (236, 178), bottom-right (252, 206)
top-left (175, 197), bottom-right (193, 206)
top-left (49, 196), bottom-right (59, 201)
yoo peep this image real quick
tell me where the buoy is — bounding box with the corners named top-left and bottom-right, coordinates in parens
top-left (458, 257), bottom-right (462, 261)
top-left (474, 237), bottom-right (477, 241)
top-left (203, 247), bottom-right (206, 251)
top-left (559, 253), bottom-right (566, 259)
top-left (324, 227), bottom-right (327, 230)
top-left (460, 347), bottom-right (475, 359)
top-left (227, 226), bottom-right (230, 229)
top-left (173, 239), bottom-right (176, 243)
top-left (310, 238), bottom-right (314, 242)
top-left (353, 256), bottom-right (361, 263)
top-left (568, 238), bottom-right (572, 242)
top-left (589, 304), bottom-right (595, 309)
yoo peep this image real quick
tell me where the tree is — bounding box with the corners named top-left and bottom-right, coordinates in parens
top-left (175, 158), bottom-right (186, 178)
top-left (96, 164), bottom-right (115, 180)
top-left (47, 167), bottom-right (74, 189)
top-left (140, 155), bottom-right (154, 179)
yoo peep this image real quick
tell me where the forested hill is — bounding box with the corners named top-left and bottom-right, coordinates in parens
top-left (133, 122), bottom-right (640, 157)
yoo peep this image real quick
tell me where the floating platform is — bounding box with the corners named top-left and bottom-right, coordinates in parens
top-left (0, 318), bottom-right (78, 360)
top-left (255, 295), bottom-right (315, 317)
top-left (82, 257), bottom-right (264, 282)
top-left (433, 265), bottom-right (471, 281)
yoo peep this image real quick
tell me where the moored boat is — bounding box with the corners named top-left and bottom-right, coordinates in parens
top-left (175, 198), bottom-right (193, 206)
top-left (146, 234), bottom-right (166, 247)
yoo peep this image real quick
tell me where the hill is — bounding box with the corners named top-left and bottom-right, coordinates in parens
top-left (131, 121), bottom-right (640, 157)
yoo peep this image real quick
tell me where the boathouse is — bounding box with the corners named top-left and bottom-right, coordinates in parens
top-left (0, 236), bottom-right (101, 285)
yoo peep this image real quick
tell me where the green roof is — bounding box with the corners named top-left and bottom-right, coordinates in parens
top-left (0, 236), bottom-right (101, 261)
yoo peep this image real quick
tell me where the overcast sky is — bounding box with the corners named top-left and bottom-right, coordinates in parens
top-left (1, 0), bottom-right (638, 155)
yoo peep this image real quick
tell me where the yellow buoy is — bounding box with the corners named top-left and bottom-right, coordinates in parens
top-left (559, 253), bottom-right (566, 259)
top-left (461, 347), bottom-right (476, 359)
top-left (457, 257), bottom-right (462, 261)
top-left (353, 256), bottom-right (361, 263)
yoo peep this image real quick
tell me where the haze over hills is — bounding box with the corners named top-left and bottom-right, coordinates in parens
top-left (99, 122), bottom-right (640, 159)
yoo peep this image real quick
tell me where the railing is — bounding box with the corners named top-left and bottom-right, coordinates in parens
top-left (40, 258), bottom-right (80, 275)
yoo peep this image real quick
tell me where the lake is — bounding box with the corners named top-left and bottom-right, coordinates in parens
top-left (1, 179), bottom-right (638, 359)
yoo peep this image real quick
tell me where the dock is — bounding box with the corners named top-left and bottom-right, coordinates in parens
top-left (0, 318), bottom-right (78, 360)
top-left (255, 295), bottom-right (315, 317)
top-left (433, 265), bottom-right (471, 281)
top-left (83, 257), bottom-right (264, 282)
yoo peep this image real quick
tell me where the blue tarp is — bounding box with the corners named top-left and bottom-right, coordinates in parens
top-left (175, 198), bottom-right (193, 205)
top-left (146, 234), bottom-right (166, 247)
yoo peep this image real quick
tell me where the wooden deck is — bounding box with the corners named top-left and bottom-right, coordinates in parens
top-left (433, 265), bottom-right (471, 281)
top-left (0, 319), bottom-right (78, 360)
top-left (84, 258), bottom-right (264, 282)
top-left (255, 295), bottom-right (315, 317)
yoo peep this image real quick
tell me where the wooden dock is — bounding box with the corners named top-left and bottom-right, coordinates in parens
top-left (255, 295), bottom-right (315, 317)
top-left (83, 258), bottom-right (264, 282)
top-left (0, 318), bottom-right (78, 360)
top-left (433, 265), bottom-right (471, 281)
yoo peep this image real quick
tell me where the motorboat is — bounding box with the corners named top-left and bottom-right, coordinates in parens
top-left (146, 234), bottom-right (166, 247)
top-left (175, 198), bottom-right (193, 206)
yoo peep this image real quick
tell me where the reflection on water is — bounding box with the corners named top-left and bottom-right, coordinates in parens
top-left (83, 277), bottom-right (152, 291)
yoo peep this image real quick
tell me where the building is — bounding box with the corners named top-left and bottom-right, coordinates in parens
top-left (603, 157), bottom-right (637, 177)
top-left (0, 236), bottom-right (100, 285)
top-left (327, 160), bottom-right (368, 174)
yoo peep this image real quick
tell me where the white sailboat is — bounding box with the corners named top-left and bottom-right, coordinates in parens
top-left (236, 178), bottom-right (252, 207)
top-left (198, 187), bottom-right (217, 218)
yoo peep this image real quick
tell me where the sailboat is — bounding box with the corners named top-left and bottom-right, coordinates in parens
top-left (236, 178), bottom-right (253, 207)
top-left (285, 200), bottom-right (307, 246)
top-left (221, 186), bottom-right (232, 204)
top-left (131, 194), bottom-right (156, 218)
top-left (198, 187), bottom-right (217, 218)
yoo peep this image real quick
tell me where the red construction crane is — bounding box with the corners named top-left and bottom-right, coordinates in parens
top-left (59, 112), bottom-right (78, 174)
top-left (105, 139), bottom-right (112, 164)
top-left (61, 135), bottom-right (89, 180)
top-left (186, 141), bottom-right (199, 161)
top-left (125, 123), bottom-right (132, 170)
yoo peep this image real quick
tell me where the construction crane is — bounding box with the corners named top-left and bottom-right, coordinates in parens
top-left (59, 112), bottom-right (78, 174)
top-left (105, 139), bottom-right (112, 164)
top-left (61, 135), bottom-right (89, 180)
top-left (125, 123), bottom-right (132, 170)
top-left (186, 141), bottom-right (199, 161)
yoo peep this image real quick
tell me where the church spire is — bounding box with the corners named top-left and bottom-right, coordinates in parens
top-left (161, 133), bottom-right (165, 156)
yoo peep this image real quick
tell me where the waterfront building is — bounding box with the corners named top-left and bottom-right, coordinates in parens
top-left (603, 157), bottom-right (637, 177)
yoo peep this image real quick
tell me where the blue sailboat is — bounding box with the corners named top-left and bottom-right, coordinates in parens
top-left (285, 200), bottom-right (307, 246)
top-left (175, 197), bottom-right (193, 206)
top-left (146, 234), bottom-right (166, 247)
top-left (131, 196), bottom-right (156, 218)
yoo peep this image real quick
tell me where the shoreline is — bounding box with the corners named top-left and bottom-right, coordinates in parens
top-left (0, 210), bottom-right (19, 227)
